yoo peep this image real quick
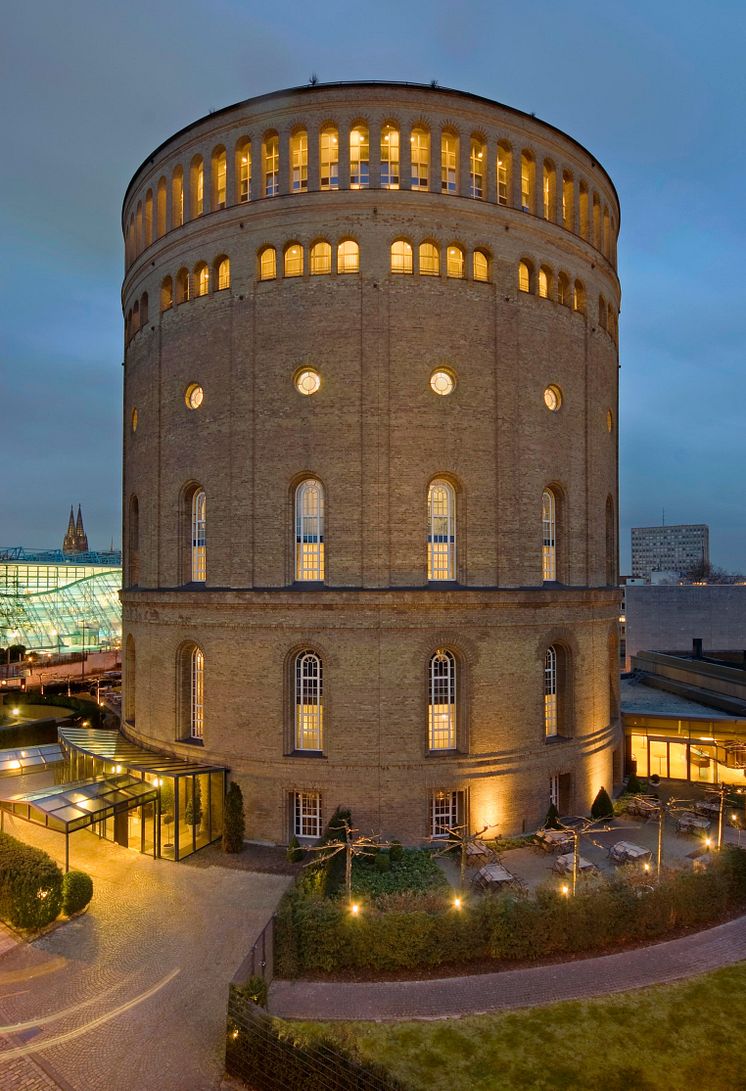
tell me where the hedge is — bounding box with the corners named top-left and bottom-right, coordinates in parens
top-left (275, 847), bottom-right (746, 977)
top-left (0, 832), bottom-right (63, 929)
top-left (62, 870), bottom-right (94, 915)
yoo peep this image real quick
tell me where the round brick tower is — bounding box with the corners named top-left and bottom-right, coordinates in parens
top-left (121, 82), bottom-right (622, 845)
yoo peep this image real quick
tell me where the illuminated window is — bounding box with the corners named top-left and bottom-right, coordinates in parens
top-left (380, 124), bottom-right (400, 189)
top-left (520, 152), bottom-right (533, 211)
top-left (213, 146), bottom-right (227, 209)
top-left (190, 155), bottom-right (204, 218)
top-left (469, 137), bottom-right (485, 199)
top-left (185, 383), bottom-right (204, 410)
top-left (518, 261), bottom-right (531, 293)
top-left (573, 279), bottom-right (585, 313)
top-left (259, 246), bottom-right (277, 281)
top-left (160, 276), bottom-right (173, 312)
top-left (157, 177), bottom-right (167, 237)
top-left (338, 239), bottom-right (359, 273)
top-left (172, 166), bottom-right (184, 228)
top-left (557, 272), bottom-right (569, 306)
top-left (410, 127), bottom-right (430, 190)
top-left (419, 242), bottom-right (439, 276)
top-left (215, 256), bottom-right (230, 290)
top-left (441, 132), bottom-right (457, 193)
top-left (319, 127), bottom-right (339, 190)
top-left (428, 479), bottom-right (456, 580)
top-left (284, 244), bottom-right (304, 278)
top-left (264, 133), bottom-right (279, 197)
top-left (194, 262), bottom-right (209, 297)
top-left (145, 190), bottom-right (153, 246)
top-left (544, 385), bottom-right (562, 412)
top-left (542, 488), bottom-right (556, 581)
top-left (237, 138), bottom-right (251, 202)
top-left (429, 651), bottom-right (456, 750)
top-left (290, 130), bottom-right (308, 192)
top-left (562, 171), bottom-right (573, 229)
top-left (446, 246), bottom-right (464, 279)
top-left (349, 125), bottom-right (369, 188)
top-left (430, 369), bottom-right (455, 396)
top-left (538, 266), bottom-right (552, 299)
top-left (390, 239), bottom-right (413, 274)
top-left (544, 646), bottom-right (558, 737)
top-left (473, 250), bottom-right (489, 282)
top-left (295, 479), bottom-right (324, 581)
top-left (191, 646), bottom-right (204, 739)
top-left (135, 201), bottom-right (142, 255)
top-left (310, 241), bottom-right (332, 275)
top-left (293, 791), bottom-right (321, 838)
top-left (295, 651), bottom-right (323, 751)
top-left (543, 161), bottom-right (555, 220)
top-left (176, 267), bottom-right (190, 304)
top-left (131, 408), bottom-right (138, 434)
top-left (606, 408), bottom-right (614, 433)
top-left (497, 143), bottom-right (511, 205)
top-left (431, 790), bottom-right (460, 837)
top-left (191, 490), bottom-right (206, 583)
top-left (295, 368), bottom-right (321, 396)
top-left (579, 183), bottom-right (589, 239)
top-left (593, 192), bottom-right (601, 248)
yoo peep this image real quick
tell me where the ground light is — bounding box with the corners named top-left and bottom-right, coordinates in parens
top-left (453, 896), bottom-right (462, 910)
top-left (561, 884), bottom-right (569, 896)
top-left (350, 903), bottom-right (360, 916)
top-left (11, 707), bottom-right (20, 716)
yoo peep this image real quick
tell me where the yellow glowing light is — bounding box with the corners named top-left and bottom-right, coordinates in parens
top-left (453, 896), bottom-right (462, 910)
top-left (230, 1028), bottom-right (239, 1040)
top-left (643, 862), bottom-right (650, 872)
top-left (351, 903), bottom-right (360, 916)
top-left (114, 764), bottom-right (123, 773)
top-left (732, 814), bottom-right (738, 822)
top-left (561, 884), bottom-right (569, 896)
top-left (11, 708), bottom-right (20, 716)
top-left (9, 760), bottom-right (21, 770)
top-left (705, 837), bottom-right (712, 848)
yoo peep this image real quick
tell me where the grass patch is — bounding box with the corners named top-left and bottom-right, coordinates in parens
top-left (348, 849), bottom-right (448, 901)
top-left (293, 963), bottom-right (746, 1090)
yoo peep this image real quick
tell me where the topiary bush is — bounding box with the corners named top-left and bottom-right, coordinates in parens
top-left (286, 835), bottom-right (305, 863)
top-left (62, 870), bottom-right (93, 915)
top-left (223, 781), bottom-right (245, 853)
top-left (544, 802), bottom-right (561, 829)
top-left (626, 772), bottom-right (643, 795)
top-left (0, 832), bottom-right (63, 930)
top-left (591, 786), bottom-right (614, 819)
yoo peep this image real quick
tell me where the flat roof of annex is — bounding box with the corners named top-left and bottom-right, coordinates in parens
top-left (123, 79), bottom-right (620, 219)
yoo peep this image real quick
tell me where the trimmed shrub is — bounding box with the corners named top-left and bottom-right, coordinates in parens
top-left (374, 851), bottom-right (391, 872)
top-left (223, 781), bottom-right (245, 853)
top-left (0, 832), bottom-right (63, 930)
top-left (544, 802), bottom-right (560, 829)
top-left (626, 772), bottom-right (643, 795)
top-left (389, 839), bottom-right (403, 863)
top-left (61, 870), bottom-right (93, 916)
top-left (286, 835), bottom-right (304, 863)
top-left (591, 786), bottom-right (614, 819)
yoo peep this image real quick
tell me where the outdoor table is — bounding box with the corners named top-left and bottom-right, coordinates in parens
top-left (474, 863), bottom-right (516, 889)
top-left (694, 799), bottom-right (721, 818)
top-left (466, 840), bottom-right (492, 862)
top-left (535, 828), bottom-right (574, 852)
top-left (552, 853), bottom-right (595, 875)
top-left (608, 840), bottom-right (652, 864)
top-left (626, 796), bottom-right (660, 818)
top-left (676, 812), bottom-right (711, 834)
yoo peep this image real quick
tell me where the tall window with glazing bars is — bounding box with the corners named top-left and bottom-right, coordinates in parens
top-left (428, 479), bottom-right (456, 580)
top-left (295, 651), bottom-right (323, 750)
top-left (429, 650), bottom-right (456, 749)
top-left (192, 490), bottom-right (206, 582)
top-left (295, 479), bottom-right (325, 581)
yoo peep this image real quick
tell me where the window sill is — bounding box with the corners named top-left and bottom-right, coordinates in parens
top-left (426, 748), bottom-right (461, 757)
top-left (544, 734), bottom-right (572, 745)
top-left (288, 749), bottom-right (325, 759)
top-left (178, 736), bottom-right (205, 748)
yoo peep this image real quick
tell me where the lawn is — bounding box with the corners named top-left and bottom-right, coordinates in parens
top-left (291, 963), bottom-right (746, 1090)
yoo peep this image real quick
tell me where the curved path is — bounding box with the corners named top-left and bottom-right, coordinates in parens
top-left (269, 912), bottom-right (746, 1021)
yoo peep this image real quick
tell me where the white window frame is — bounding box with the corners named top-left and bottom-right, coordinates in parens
top-left (410, 128), bottom-right (429, 190)
top-left (544, 646), bottom-right (558, 738)
top-left (295, 479), bottom-right (325, 581)
top-left (291, 131), bottom-right (308, 193)
top-left (191, 646), bottom-right (204, 739)
top-left (431, 790), bottom-right (459, 837)
top-left (469, 139), bottom-right (484, 199)
top-left (542, 489), bottom-right (556, 582)
top-left (264, 136), bottom-right (279, 197)
top-left (349, 126), bottom-right (369, 189)
top-left (428, 479), bottom-right (456, 581)
top-left (239, 145), bottom-right (251, 202)
top-left (549, 773), bottom-right (559, 808)
top-left (441, 134), bottom-right (457, 193)
top-left (293, 790), bottom-right (321, 839)
top-left (380, 125), bottom-right (400, 189)
top-left (497, 151), bottom-right (508, 205)
top-left (215, 150), bottom-right (227, 208)
top-left (319, 128), bottom-right (339, 190)
top-left (295, 651), bottom-right (323, 751)
top-left (191, 490), bottom-right (206, 583)
top-left (429, 650), bottom-right (456, 750)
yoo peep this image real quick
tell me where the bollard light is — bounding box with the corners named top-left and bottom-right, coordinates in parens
top-left (561, 884), bottom-right (569, 897)
top-left (453, 896), bottom-right (462, 910)
top-left (350, 902), bottom-right (360, 916)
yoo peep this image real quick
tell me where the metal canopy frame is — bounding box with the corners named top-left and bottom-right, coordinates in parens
top-left (0, 743), bottom-right (64, 777)
top-left (58, 726), bottom-right (224, 776)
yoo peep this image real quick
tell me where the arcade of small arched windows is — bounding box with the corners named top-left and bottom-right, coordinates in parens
top-left (126, 256), bottom-right (230, 341)
top-left (517, 258), bottom-right (618, 343)
top-left (124, 123), bottom-right (618, 272)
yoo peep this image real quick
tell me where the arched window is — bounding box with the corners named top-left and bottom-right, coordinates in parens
top-left (349, 125), bottom-right (369, 188)
top-left (543, 161), bottom-right (556, 220)
top-left (124, 635), bottom-right (136, 723)
top-left (428, 479), bottom-right (456, 581)
top-left (319, 127), bottom-right (339, 190)
top-left (259, 246), bottom-right (276, 281)
top-left (419, 242), bottom-right (440, 276)
top-left (446, 245), bottom-right (464, 279)
top-left (156, 177), bottom-right (167, 237)
top-left (310, 240), bottom-right (332, 275)
top-left (295, 651), bottom-right (323, 750)
top-left (212, 146), bottom-right (227, 209)
top-left (127, 215), bottom-right (135, 265)
top-left (605, 495), bottom-right (616, 586)
top-left (194, 262), bottom-right (209, 297)
top-left (125, 309), bottom-right (132, 343)
top-left (176, 267), bottom-right (190, 304)
top-left (441, 132), bottom-right (457, 193)
top-left (390, 239), bottom-right (413, 274)
top-left (295, 479), bottom-right (325, 581)
top-left (132, 300), bottom-right (140, 335)
top-left (145, 190), bottom-right (153, 246)
top-left (579, 182), bottom-right (589, 239)
top-left (140, 292), bottom-right (149, 327)
top-left (284, 243), bottom-right (304, 278)
top-left (542, 488), bottom-right (557, 581)
top-left (429, 650), bottom-right (456, 750)
top-left (290, 130), bottom-right (308, 192)
top-left (603, 206), bottom-right (610, 258)
top-left (469, 137), bottom-right (485, 199)
top-left (135, 201), bottom-right (143, 255)
top-left (592, 193), bottom-right (601, 248)
top-left (410, 127), bottom-right (430, 190)
top-left (557, 272), bottom-right (569, 307)
top-left (520, 152), bottom-right (534, 212)
top-left (191, 489), bottom-right (206, 582)
top-left (544, 646), bottom-right (558, 737)
top-left (236, 137), bottom-right (251, 202)
top-left (473, 250), bottom-right (489, 282)
top-left (190, 155), bottom-right (204, 218)
top-left (608, 304), bottom-right (615, 339)
top-left (538, 266), bottom-right (553, 300)
top-left (190, 646), bottom-right (205, 739)
top-left (380, 124), bottom-right (400, 189)
top-left (562, 171), bottom-right (573, 230)
top-left (518, 260), bottom-right (532, 293)
top-left (337, 239), bottom-right (359, 273)
top-left (128, 496), bottom-right (139, 587)
top-left (497, 142), bottom-right (511, 205)
top-left (573, 279), bottom-right (585, 313)
top-left (263, 133), bottom-right (279, 196)
top-left (598, 294), bottom-right (607, 330)
top-left (160, 276), bottom-right (173, 312)
top-left (215, 256), bottom-right (230, 291)
top-left (544, 644), bottom-right (571, 739)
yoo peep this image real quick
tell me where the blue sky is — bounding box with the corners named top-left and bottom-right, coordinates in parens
top-left (2, 0), bottom-right (744, 571)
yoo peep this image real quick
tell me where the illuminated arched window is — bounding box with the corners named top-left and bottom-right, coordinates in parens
top-left (290, 130), bottom-right (308, 192)
top-left (319, 127), bottom-right (339, 190)
top-left (190, 155), bottom-right (204, 218)
top-left (212, 146), bottom-right (227, 209)
top-left (215, 256), bottom-right (230, 290)
top-left (194, 262), bottom-right (209, 297)
top-left (190, 646), bottom-right (205, 739)
top-left (419, 242), bottom-right (440, 277)
top-left (593, 192), bottom-right (601, 248)
top-left (579, 182), bottom-right (589, 239)
top-left (543, 160), bottom-right (556, 220)
top-left (544, 646), bottom-right (558, 737)
top-left (295, 651), bottom-right (323, 751)
top-left (263, 133), bottom-right (279, 196)
top-left (542, 488), bottom-right (557, 582)
top-left (337, 239), bottom-right (359, 273)
top-left (310, 241), bottom-right (331, 275)
top-left (135, 201), bottom-right (142, 255)
top-left (381, 123), bottom-right (400, 189)
top-left (562, 171), bottom-right (573, 230)
top-left (259, 246), bottom-right (277, 281)
top-left (604, 205), bottom-right (612, 257)
top-left (176, 267), bottom-right (190, 304)
top-left (573, 279), bottom-right (585, 313)
top-left (284, 243), bottom-right (304, 278)
top-left (520, 152), bottom-right (534, 211)
top-left (191, 489), bottom-right (206, 583)
top-left (172, 166), bottom-right (184, 228)
top-left (429, 650), bottom-right (456, 750)
top-left (390, 239), bottom-right (413, 274)
top-left (518, 260), bottom-right (532, 293)
top-left (145, 190), bottom-right (153, 246)
top-left (236, 137), bottom-right (251, 202)
top-left (428, 479), bottom-right (456, 581)
top-left (538, 266), bottom-right (552, 300)
top-left (557, 272), bottom-right (569, 306)
top-left (473, 250), bottom-right (489, 282)
top-left (156, 177), bottom-right (167, 237)
top-left (446, 245), bottom-right (464, 279)
top-left (469, 137), bottom-right (485, 199)
top-left (349, 125), bottom-right (369, 188)
top-left (441, 132), bottom-right (457, 193)
top-left (410, 127), bottom-right (430, 190)
top-left (160, 276), bottom-right (173, 312)
top-left (497, 142), bottom-right (511, 205)
top-left (140, 292), bottom-right (148, 326)
top-left (295, 479), bottom-right (325, 581)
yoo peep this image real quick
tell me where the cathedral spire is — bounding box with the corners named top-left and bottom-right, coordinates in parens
top-left (74, 505), bottom-right (89, 553)
top-left (63, 506), bottom-right (77, 554)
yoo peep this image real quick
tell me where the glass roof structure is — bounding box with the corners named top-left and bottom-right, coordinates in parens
top-left (59, 726), bottom-right (225, 775)
top-left (0, 773), bottom-right (157, 834)
top-left (0, 743), bottom-right (63, 777)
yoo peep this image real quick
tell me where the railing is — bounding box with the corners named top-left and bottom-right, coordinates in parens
top-left (232, 913), bottom-right (275, 986)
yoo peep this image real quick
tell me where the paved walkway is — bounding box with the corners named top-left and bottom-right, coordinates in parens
top-left (269, 911), bottom-right (746, 1021)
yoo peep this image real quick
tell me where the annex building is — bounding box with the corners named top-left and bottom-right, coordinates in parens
top-left (121, 81), bottom-right (622, 845)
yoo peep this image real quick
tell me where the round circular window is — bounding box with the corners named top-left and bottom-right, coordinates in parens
top-left (544, 385), bottom-right (562, 412)
top-left (295, 368), bottom-right (321, 396)
top-left (185, 383), bottom-right (204, 410)
top-left (131, 407), bottom-right (138, 433)
top-left (430, 369), bottom-right (456, 396)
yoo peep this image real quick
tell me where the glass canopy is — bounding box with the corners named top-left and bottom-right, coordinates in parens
top-left (0, 743), bottom-right (63, 777)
